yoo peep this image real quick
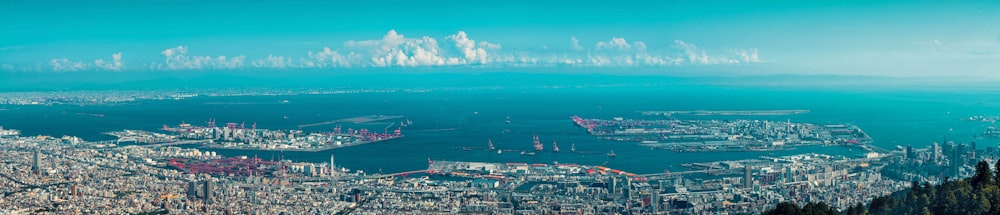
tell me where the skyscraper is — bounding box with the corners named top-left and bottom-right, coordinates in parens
top-left (32, 148), bottom-right (40, 174)
top-left (187, 180), bottom-right (199, 199)
top-left (744, 166), bottom-right (752, 189)
top-left (203, 180), bottom-right (213, 204)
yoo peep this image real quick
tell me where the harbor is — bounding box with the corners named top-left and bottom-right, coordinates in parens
top-left (100, 118), bottom-right (407, 152)
top-left (571, 115), bottom-right (873, 152)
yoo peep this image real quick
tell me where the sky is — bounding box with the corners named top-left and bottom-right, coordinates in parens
top-left (1, 0), bottom-right (999, 77)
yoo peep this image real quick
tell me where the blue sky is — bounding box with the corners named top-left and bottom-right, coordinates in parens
top-left (1, 0), bottom-right (999, 77)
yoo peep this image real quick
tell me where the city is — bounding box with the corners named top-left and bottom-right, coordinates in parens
top-left (4, 1), bottom-right (1000, 214)
top-left (1, 119), bottom-right (950, 214)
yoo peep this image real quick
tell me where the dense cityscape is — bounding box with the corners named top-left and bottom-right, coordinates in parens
top-left (4, 111), bottom-right (985, 214)
top-left (5, 1), bottom-right (999, 214)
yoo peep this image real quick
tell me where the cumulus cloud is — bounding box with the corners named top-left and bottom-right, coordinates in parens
top-left (156, 46), bottom-right (246, 70)
top-left (731, 48), bottom-right (761, 63)
top-left (303, 47), bottom-right (356, 68)
top-left (344, 30), bottom-right (458, 67)
top-left (48, 52), bottom-right (124, 71)
top-left (21, 31), bottom-right (764, 71)
top-left (445, 31), bottom-right (497, 64)
top-left (570, 37), bottom-right (584, 51)
top-left (595, 37), bottom-right (646, 51)
top-left (50, 58), bottom-right (87, 71)
top-left (251, 55), bottom-right (293, 69)
top-left (94, 52), bottom-right (123, 71)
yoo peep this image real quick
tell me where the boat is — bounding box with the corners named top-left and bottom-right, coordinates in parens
top-left (505, 116), bottom-right (511, 124)
top-left (532, 135), bottom-right (543, 151)
top-left (498, 149), bottom-right (502, 154)
top-left (552, 140), bottom-right (559, 153)
top-left (607, 150), bottom-right (616, 158)
top-left (571, 143), bottom-right (576, 152)
top-left (488, 139), bottom-right (495, 150)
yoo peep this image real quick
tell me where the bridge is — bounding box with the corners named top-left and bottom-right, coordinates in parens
top-left (355, 187), bottom-right (446, 193)
top-left (130, 140), bottom-right (210, 148)
top-left (364, 169), bottom-right (428, 179)
top-left (637, 169), bottom-right (734, 180)
top-left (116, 137), bottom-right (139, 144)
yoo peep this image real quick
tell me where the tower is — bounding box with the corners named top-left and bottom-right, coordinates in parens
top-left (744, 166), bottom-right (752, 189)
top-left (32, 148), bottom-right (40, 174)
top-left (187, 180), bottom-right (199, 199)
top-left (203, 180), bottom-right (213, 204)
top-left (610, 176), bottom-right (617, 194)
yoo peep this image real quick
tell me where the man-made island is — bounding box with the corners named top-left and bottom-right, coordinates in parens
top-left (104, 118), bottom-right (403, 152)
top-left (572, 115), bottom-right (872, 152)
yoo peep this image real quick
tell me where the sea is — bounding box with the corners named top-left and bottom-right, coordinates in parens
top-left (2, 82), bottom-right (999, 174)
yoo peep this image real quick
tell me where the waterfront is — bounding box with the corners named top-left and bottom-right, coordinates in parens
top-left (1, 86), bottom-right (999, 175)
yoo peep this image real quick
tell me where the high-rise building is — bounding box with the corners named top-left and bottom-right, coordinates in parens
top-left (933, 142), bottom-right (941, 163)
top-left (187, 180), bottom-right (199, 199)
top-left (609, 176), bottom-right (618, 194)
top-left (906, 145), bottom-right (914, 159)
top-left (32, 148), bottom-right (40, 174)
top-left (203, 180), bottom-right (213, 204)
top-left (744, 166), bottom-right (752, 189)
top-left (971, 140), bottom-right (977, 159)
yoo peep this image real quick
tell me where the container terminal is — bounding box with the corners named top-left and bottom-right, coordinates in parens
top-left (99, 118), bottom-right (403, 152)
top-left (571, 115), bottom-right (872, 152)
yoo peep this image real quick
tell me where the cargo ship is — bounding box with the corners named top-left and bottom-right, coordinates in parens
top-left (532, 135), bottom-right (543, 151)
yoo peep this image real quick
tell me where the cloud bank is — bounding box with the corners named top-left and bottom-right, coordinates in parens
top-left (15, 30), bottom-right (764, 72)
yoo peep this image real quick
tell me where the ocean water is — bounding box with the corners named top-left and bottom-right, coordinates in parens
top-left (1, 85), bottom-right (998, 174)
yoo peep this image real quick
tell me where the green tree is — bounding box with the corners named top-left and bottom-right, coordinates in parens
top-left (973, 194), bottom-right (991, 215)
top-left (763, 202), bottom-right (801, 215)
top-left (972, 160), bottom-right (993, 190)
top-left (994, 158), bottom-right (1000, 186)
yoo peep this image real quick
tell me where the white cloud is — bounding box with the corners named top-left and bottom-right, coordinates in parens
top-left (156, 46), bottom-right (246, 70)
top-left (731, 48), bottom-right (761, 63)
top-left (50, 58), bottom-right (86, 71)
top-left (345, 30), bottom-right (458, 67)
top-left (303, 47), bottom-right (356, 68)
top-left (445, 31), bottom-right (495, 64)
top-left (94, 52), bottom-right (123, 71)
top-left (595, 37), bottom-right (646, 51)
top-left (20, 31), bottom-right (764, 71)
top-left (570, 37), bottom-right (584, 51)
top-left (251, 55), bottom-right (293, 69)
